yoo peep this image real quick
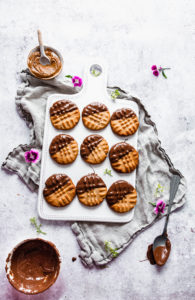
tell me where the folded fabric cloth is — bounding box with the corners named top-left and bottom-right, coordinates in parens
top-left (2, 70), bottom-right (186, 267)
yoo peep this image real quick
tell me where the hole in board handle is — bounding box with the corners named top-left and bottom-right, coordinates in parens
top-left (90, 64), bottom-right (102, 77)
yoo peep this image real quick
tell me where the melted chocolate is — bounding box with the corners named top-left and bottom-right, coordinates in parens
top-left (80, 135), bottom-right (103, 159)
top-left (6, 239), bottom-right (60, 294)
top-left (147, 244), bottom-right (156, 265)
top-left (153, 239), bottom-right (171, 266)
top-left (76, 173), bottom-right (106, 195)
top-left (111, 108), bottom-right (136, 121)
top-left (43, 174), bottom-right (70, 197)
top-left (109, 142), bottom-right (135, 163)
top-left (106, 180), bottom-right (134, 205)
top-left (82, 102), bottom-right (108, 117)
top-left (49, 134), bottom-right (74, 155)
top-left (50, 100), bottom-right (78, 117)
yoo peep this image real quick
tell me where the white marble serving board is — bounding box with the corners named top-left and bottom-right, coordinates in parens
top-left (38, 59), bottom-right (139, 222)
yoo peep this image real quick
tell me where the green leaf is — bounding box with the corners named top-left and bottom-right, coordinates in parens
top-left (162, 70), bottom-right (167, 79)
top-left (115, 89), bottom-right (120, 96)
top-left (148, 202), bottom-right (156, 207)
top-left (104, 168), bottom-right (113, 176)
top-left (154, 183), bottom-right (164, 198)
top-left (104, 241), bottom-right (119, 258)
top-left (91, 69), bottom-right (101, 77)
top-left (111, 89), bottom-right (121, 100)
top-left (65, 75), bottom-right (73, 78)
top-left (30, 217), bottom-right (46, 235)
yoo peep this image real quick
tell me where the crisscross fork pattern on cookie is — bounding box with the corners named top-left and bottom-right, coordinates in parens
top-left (111, 115), bottom-right (139, 136)
top-left (51, 109), bottom-right (80, 130)
top-left (83, 111), bottom-right (110, 130)
top-left (46, 182), bottom-right (75, 207)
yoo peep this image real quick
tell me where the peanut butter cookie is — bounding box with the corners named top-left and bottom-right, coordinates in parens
top-left (43, 174), bottom-right (76, 207)
top-left (50, 100), bottom-right (80, 130)
top-left (49, 134), bottom-right (78, 164)
top-left (110, 108), bottom-right (139, 136)
top-left (76, 173), bottom-right (107, 206)
top-left (106, 180), bottom-right (137, 213)
top-left (82, 102), bottom-right (110, 130)
top-left (80, 134), bottom-right (109, 164)
top-left (109, 142), bottom-right (139, 173)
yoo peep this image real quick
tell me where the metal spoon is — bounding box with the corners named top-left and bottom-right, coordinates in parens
top-left (37, 30), bottom-right (50, 65)
top-left (153, 174), bottom-right (181, 252)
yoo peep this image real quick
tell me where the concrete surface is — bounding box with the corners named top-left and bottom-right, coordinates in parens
top-left (0, 0), bottom-right (195, 299)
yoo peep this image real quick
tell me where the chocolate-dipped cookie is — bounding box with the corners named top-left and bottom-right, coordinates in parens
top-left (109, 142), bottom-right (139, 173)
top-left (80, 134), bottom-right (109, 164)
top-left (110, 108), bottom-right (139, 136)
top-left (106, 180), bottom-right (137, 213)
top-left (43, 174), bottom-right (76, 207)
top-left (50, 100), bottom-right (80, 130)
top-left (49, 134), bottom-right (78, 164)
top-left (76, 173), bottom-right (107, 206)
top-left (82, 102), bottom-right (110, 130)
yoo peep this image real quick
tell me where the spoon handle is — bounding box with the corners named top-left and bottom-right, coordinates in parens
top-left (37, 29), bottom-right (45, 56)
top-left (162, 174), bottom-right (181, 235)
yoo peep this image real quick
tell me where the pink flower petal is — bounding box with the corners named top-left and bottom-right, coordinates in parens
top-left (72, 76), bottom-right (83, 87)
top-left (154, 199), bottom-right (166, 214)
top-left (24, 149), bottom-right (40, 163)
top-left (151, 65), bottom-right (157, 70)
top-left (153, 70), bottom-right (159, 77)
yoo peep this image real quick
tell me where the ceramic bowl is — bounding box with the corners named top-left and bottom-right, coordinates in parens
top-left (27, 45), bottom-right (63, 80)
top-left (5, 238), bottom-right (61, 295)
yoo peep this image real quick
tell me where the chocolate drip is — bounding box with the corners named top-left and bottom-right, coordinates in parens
top-left (82, 102), bottom-right (108, 117)
top-left (43, 174), bottom-right (70, 197)
top-left (147, 244), bottom-right (156, 265)
top-left (49, 134), bottom-right (74, 155)
top-left (80, 135), bottom-right (103, 159)
top-left (76, 173), bottom-right (106, 194)
top-left (50, 100), bottom-right (78, 116)
top-left (111, 108), bottom-right (136, 121)
top-left (109, 142), bottom-right (134, 163)
top-left (106, 180), bottom-right (134, 205)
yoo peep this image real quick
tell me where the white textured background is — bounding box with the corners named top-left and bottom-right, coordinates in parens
top-left (0, 0), bottom-right (195, 299)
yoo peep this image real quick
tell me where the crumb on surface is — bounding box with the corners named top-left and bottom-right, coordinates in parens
top-left (72, 257), bottom-right (77, 262)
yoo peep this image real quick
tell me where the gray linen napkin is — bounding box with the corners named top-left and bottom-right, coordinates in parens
top-left (2, 70), bottom-right (186, 267)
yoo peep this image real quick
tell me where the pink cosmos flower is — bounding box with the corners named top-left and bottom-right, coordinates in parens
top-left (153, 70), bottom-right (159, 77)
top-left (151, 65), bottom-right (157, 70)
top-left (151, 65), bottom-right (171, 78)
top-left (24, 149), bottom-right (40, 163)
top-left (72, 76), bottom-right (83, 87)
top-left (154, 199), bottom-right (166, 215)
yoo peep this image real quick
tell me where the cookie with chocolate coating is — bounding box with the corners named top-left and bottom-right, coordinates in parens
top-left (43, 174), bottom-right (76, 207)
top-left (80, 134), bottom-right (109, 164)
top-left (50, 100), bottom-right (80, 130)
top-left (49, 134), bottom-right (78, 164)
top-left (109, 142), bottom-right (139, 173)
top-left (82, 102), bottom-right (110, 130)
top-left (106, 180), bottom-right (137, 213)
top-left (110, 108), bottom-right (139, 136)
top-left (76, 173), bottom-right (107, 206)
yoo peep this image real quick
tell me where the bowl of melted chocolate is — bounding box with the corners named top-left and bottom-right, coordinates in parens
top-left (27, 46), bottom-right (63, 80)
top-left (5, 238), bottom-right (61, 295)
